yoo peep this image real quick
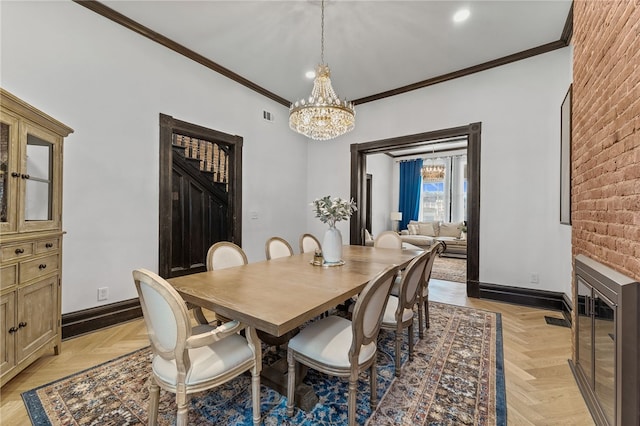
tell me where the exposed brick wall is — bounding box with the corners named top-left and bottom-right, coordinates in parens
top-left (572, 1), bottom-right (640, 280)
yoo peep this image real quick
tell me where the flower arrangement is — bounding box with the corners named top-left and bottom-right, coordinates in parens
top-left (311, 196), bottom-right (357, 228)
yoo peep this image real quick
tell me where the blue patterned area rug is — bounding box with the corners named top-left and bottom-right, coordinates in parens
top-left (22, 302), bottom-right (505, 425)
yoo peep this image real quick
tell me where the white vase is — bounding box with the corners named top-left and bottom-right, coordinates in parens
top-left (323, 226), bottom-right (343, 264)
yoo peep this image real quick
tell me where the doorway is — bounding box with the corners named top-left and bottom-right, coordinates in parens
top-left (350, 122), bottom-right (481, 297)
top-left (158, 114), bottom-right (243, 278)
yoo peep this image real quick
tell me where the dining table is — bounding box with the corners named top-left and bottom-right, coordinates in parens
top-left (168, 244), bottom-right (422, 409)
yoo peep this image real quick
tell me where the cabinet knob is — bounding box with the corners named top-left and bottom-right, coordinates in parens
top-left (21, 174), bottom-right (30, 179)
top-left (18, 322), bottom-right (27, 328)
top-left (15, 248), bottom-right (24, 254)
top-left (11, 172), bottom-right (20, 178)
top-left (8, 327), bottom-right (18, 334)
top-left (39, 264), bottom-right (47, 270)
top-left (45, 243), bottom-right (54, 248)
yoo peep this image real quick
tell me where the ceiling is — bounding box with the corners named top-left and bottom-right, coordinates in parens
top-left (94, 0), bottom-right (572, 106)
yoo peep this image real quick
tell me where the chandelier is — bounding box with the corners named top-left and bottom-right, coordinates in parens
top-left (289, 0), bottom-right (355, 140)
top-left (422, 164), bottom-right (446, 182)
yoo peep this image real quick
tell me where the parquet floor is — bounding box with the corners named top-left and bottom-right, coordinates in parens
top-left (0, 279), bottom-right (594, 425)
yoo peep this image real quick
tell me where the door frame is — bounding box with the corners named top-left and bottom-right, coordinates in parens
top-left (350, 122), bottom-right (481, 297)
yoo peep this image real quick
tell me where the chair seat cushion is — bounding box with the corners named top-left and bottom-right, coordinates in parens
top-left (152, 332), bottom-right (253, 386)
top-left (381, 296), bottom-right (414, 325)
top-left (288, 316), bottom-right (376, 368)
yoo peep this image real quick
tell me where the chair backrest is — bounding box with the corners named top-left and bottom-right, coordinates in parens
top-left (265, 236), bottom-right (294, 260)
top-left (423, 241), bottom-right (445, 283)
top-left (133, 269), bottom-right (191, 363)
top-left (350, 264), bottom-right (399, 359)
top-left (206, 241), bottom-right (248, 271)
top-left (299, 233), bottom-right (321, 254)
top-left (397, 249), bottom-right (432, 310)
top-left (374, 231), bottom-right (402, 249)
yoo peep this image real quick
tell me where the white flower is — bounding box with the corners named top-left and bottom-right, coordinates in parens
top-left (311, 196), bottom-right (357, 228)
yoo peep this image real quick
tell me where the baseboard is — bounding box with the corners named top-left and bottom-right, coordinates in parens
top-left (61, 284), bottom-right (571, 340)
top-left (479, 282), bottom-right (571, 315)
top-left (62, 298), bottom-right (142, 340)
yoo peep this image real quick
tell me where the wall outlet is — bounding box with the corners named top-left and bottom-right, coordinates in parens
top-left (530, 273), bottom-right (539, 284)
top-left (97, 287), bottom-right (109, 301)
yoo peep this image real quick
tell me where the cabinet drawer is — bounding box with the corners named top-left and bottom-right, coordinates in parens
top-left (19, 254), bottom-right (59, 283)
top-left (1, 243), bottom-right (34, 263)
top-left (1, 264), bottom-right (18, 290)
top-left (35, 238), bottom-right (60, 254)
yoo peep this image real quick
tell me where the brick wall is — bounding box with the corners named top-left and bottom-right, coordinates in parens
top-left (572, 1), bottom-right (640, 280)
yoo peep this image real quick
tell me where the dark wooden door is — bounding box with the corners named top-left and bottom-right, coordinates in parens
top-left (159, 114), bottom-right (243, 278)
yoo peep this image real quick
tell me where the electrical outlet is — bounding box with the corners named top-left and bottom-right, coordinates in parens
top-left (530, 273), bottom-right (539, 284)
top-left (97, 287), bottom-right (109, 301)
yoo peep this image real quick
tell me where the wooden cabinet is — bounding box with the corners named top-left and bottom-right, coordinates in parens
top-left (0, 88), bottom-right (73, 386)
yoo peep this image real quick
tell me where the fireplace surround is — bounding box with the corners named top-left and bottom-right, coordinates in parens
top-left (570, 254), bottom-right (639, 426)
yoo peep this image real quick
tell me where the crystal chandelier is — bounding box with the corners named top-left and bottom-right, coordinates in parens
top-left (289, 0), bottom-right (355, 140)
top-left (422, 164), bottom-right (446, 182)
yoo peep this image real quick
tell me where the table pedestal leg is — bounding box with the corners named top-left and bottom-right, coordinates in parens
top-left (261, 358), bottom-right (318, 411)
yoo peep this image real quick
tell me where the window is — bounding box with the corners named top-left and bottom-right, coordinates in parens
top-left (420, 154), bottom-right (466, 222)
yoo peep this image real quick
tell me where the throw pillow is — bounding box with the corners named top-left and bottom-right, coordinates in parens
top-left (417, 222), bottom-right (437, 237)
top-left (439, 222), bottom-right (463, 238)
top-left (407, 224), bottom-right (418, 235)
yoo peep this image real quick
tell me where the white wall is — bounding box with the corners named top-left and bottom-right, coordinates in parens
top-left (306, 48), bottom-right (574, 297)
top-left (365, 153), bottom-right (394, 236)
top-left (1, 2), bottom-right (308, 313)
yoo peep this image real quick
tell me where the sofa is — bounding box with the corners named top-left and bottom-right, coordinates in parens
top-left (399, 220), bottom-right (467, 258)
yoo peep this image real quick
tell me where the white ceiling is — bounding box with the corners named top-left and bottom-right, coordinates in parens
top-left (100, 0), bottom-right (572, 105)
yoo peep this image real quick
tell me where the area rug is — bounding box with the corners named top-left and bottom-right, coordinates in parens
top-left (431, 256), bottom-right (466, 283)
top-left (22, 302), bottom-right (505, 425)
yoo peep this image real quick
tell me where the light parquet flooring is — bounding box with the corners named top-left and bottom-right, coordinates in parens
top-left (0, 279), bottom-right (594, 425)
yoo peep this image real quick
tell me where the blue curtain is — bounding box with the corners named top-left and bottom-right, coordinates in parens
top-left (398, 159), bottom-right (423, 230)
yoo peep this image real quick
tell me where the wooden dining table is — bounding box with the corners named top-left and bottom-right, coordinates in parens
top-left (169, 245), bottom-right (422, 338)
top-left (168, 244), bottom-right (422, 409)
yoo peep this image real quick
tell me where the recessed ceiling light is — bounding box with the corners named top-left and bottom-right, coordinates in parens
top-left (453, 8), bottom-right (470, 23)
top-left (305, 70), bottom-right (316, 79)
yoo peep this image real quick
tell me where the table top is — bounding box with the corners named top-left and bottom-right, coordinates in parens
top-left (169, 245), bottom-right (421, 337)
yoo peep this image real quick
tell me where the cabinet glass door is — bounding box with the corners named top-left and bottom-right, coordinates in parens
top-left (0, 112), bottom-right (19, 233)
top-left (24, 134), bottom-right (53, 221)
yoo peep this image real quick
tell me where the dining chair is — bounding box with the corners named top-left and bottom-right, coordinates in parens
top-left (132, 268), bottom-right (262, 426)
top-left (286, 264), bottom-right (399, 426)
top-left (380, 249), bottom-right (432, 376)
top-left (418, 241), bottom-right (445, 337)
top-left (299, 233), bottom-right (321, 254)
top-left (373, 230), bottom-right (402, 249)
top-left (193, 241), bottom-right (248, 326)
top-left (265, 236), bottom-right (294, 260)
top-left (263, 236), bottom-right (299, 346)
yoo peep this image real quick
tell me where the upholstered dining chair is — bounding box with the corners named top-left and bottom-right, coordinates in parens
top-left (418, 241), bottom-right (445, 337)
top-left (263, 236), bottom-right (299, 346)
top-left (132, 268), bottom-right (262, 426)
top-left (286, 264), bottom-right (399, 426)
top-left (380, 249), bottom-right (432, 377)
top-left (299, 233), bottom-right (321, 254)
top-left (373, 230), bottom-right (402, 249)
top-left (265, 236), bottom-right (294, 260)
top-left (193, 241), bottom-right (248, 326)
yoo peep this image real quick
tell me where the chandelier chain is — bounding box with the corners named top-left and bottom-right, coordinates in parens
top-left (320, 0), bottom-right (325, 64)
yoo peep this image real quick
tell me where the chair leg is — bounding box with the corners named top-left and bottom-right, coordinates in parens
top-left (349, 376), bottom-right (358, 426)
top-left (286, 349), bottom-right (296, 417)
top-left (148, 377), bottom-right (160, 426)
top-left (417, 302), bottom-right (424, 339)
top-left (175, 385), bottom-right (189, 426)
top-left (394, 330), bottom-right (402, 377)
top-left (370, 356), bottom-right (378, 408)
top-left (408, 323), bottom-right (414, 360)
top-left (251, 368), bottom-right (261, 426)
top-left (425, 297), bottom-right (430, 329)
